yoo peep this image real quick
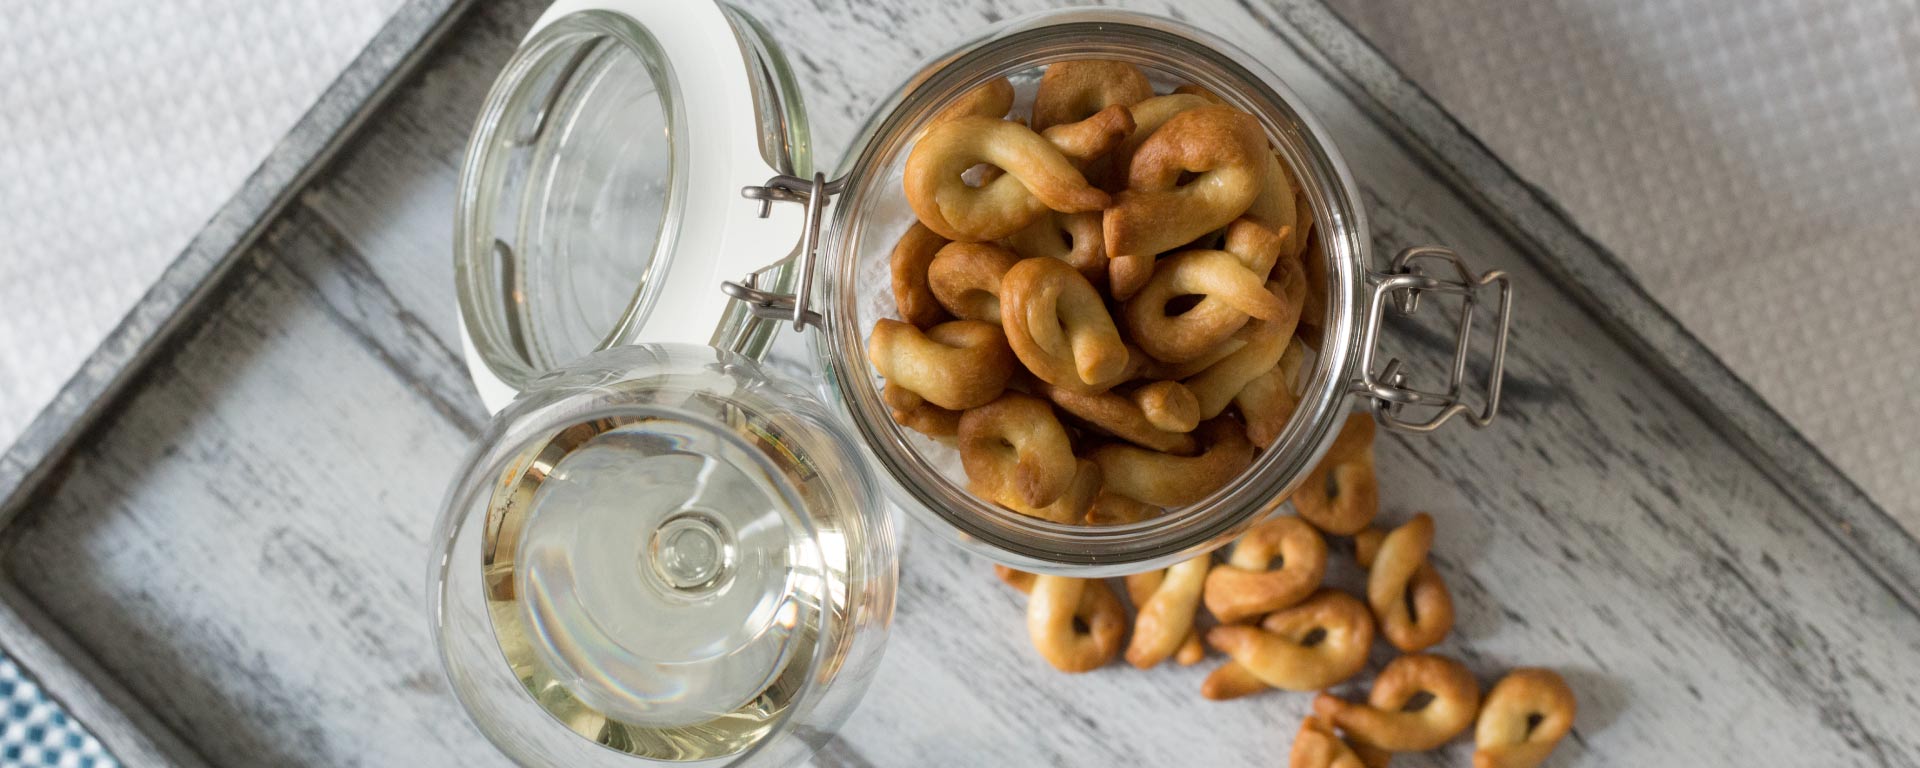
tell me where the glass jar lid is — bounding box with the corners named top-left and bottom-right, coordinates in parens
top-left (454, 0), bottom-right (813, 411)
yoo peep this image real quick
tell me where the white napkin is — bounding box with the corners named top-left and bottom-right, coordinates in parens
top-left (1328, 0), bottom-right (1920, 523)
top-left (0, 0), bottom-right (406, 448)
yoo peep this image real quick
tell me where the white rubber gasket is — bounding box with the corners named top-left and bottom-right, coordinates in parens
top-left (459, 0), bottom-right (802, 415)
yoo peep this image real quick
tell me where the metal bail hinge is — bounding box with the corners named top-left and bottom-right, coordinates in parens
top-left (1354, 246), bottom-right (1515, 433)
top-left (721, 172), bottom-right (845, 332)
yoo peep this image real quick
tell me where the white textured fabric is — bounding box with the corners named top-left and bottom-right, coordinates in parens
top-left (1328, 0), bottom-right (1920, 524)
top-left (0, 0), bottom-right (405, 448)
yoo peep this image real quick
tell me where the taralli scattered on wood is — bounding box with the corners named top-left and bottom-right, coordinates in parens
top-left (889, 223), bottom-right (950, 328)
top-left (1000, 256), bottom-right (1131, 390)
top-left (1237, 339), bottom-right (1309, 448)
top-left (1027, 575), bottom-right (1128, 673)
top-left (1105, 106), bottom-right (1270, 299)
top-left (1293, 416), bottom-right (1379, 534)
top-left (1314, 653), bottom-right (1482, 752)
top-left (1203, 514), bottom-right (1327, 623)
top-left (867, 319), bottom-right (1015, 410)
top-left (1205, 589), bottom-right (1373, 692)
top-left (1183, 262), bottom-right (1308, 420)
top-left (1474, 668), bottom-right (1577, 768)
top-left (1032, 60), bottom-right (1154, 132)
top-left (1125, 555), bottom-right (1210, 669)
top-left (929, 77), bottom-right (1016, 125)
top-left (928, 241), bottom-right (1022, 324)
top-left (905, 116), bottom-right (1110, 241)
top-left (1357, 513), bottom-right (1455, 653)
top-left (958, 392), bottom-right (1078, 508)
top-left (883, 383), bottom-right (960, 438)
top-left (1004, 210), bottom-right (1107, 286)
top-left (1123, 249), bottom-right (1287, 363)
top-left (1037, 379), bottom-right (1197, 454)
top-left (1092, 417), bottom-right (1254, 507)
top-left (1289, 715), bottom-right (1378, 768)
top-left (1124, 571), bottom-right (1205, 663)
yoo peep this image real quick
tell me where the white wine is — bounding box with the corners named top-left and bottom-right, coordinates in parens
top-left (482, 402), bottom-right (859, 761)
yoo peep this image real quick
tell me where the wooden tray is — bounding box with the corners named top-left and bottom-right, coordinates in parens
top-left (1, 1), bottom-right (1914, 765)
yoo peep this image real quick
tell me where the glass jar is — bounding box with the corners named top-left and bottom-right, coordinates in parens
top-left (433, 2), bottom-right (1514, 766)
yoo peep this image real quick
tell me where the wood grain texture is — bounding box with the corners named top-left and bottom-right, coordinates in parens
top-left (4, 1), bottom-right (1917, 767)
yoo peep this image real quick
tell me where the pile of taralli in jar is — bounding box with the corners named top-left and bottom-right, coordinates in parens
top-left (867, 61), bottom-right (1577, 768)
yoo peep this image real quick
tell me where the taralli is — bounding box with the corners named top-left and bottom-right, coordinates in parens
top-left (884, 383), bottom-right (960, 438)
top-left (1036, 379), bottom-right (1197, 454)
top-left (1130, 337), bottom-right (1248, 381)
top-left (1032, 60), bottom-right (1154, 132)
top-left (1203, 514), bottom-right (1327, 623)
top-left (1201, 660), bottom-right (1272, 701)
top-left (1223, 214), bottom-right (1292, 283)
top-left (1087, 488), bottom-right (1160, 526)
top-left (1124, 565), bottom-right (1206, 665)
top-left (1123, 249), bottom-right (1287, 363)
top-left (1313, 653), bottom-right (1481, 752)
top-left (929, 77), bottom-right (1016, 125)
top-left (1236, 339), bottom-right (1308, 448)
top-left (1183, 261), bottom-right (1308, 419)
top-left (867, 319), bottom-right (1015, 410)
top-left (1133, 380), bottom-right (1201, 433)
top-left (1004, 210), bottom-right (1107, 286)
top-left (1205, 589), bottom-right (1373, 692)
top-left (1172, 83), bottom-right (1227, 104)
top-left (905, 116), bottom-right (1110, 241)
top-left (994, 564), bottom-right (1036, 594)
top-left (1289, 715), bottom-right (1374, 768)
top-left (1124, 555), bottom-right (1210, 669)
top-left (1092, 417), bottom-right (1254, 507)
top-left (1000, 256), bottom-right (1131, 391)
top-left (1292, 416), bottom-right (1379, 535)
top-left (1296, 228), bottom-right (1327, 346)
top-left (1244, 151), bottom-right (1299, 253)
top-left (1027, 575), bottom-right (1128, 673)
top-left (1474, 668), bottom-right (1577, 768)
top-left (958, 392), bottom-right (1078, 508)
top-left (1039, 104), bottom-right (1137, 166)
top-left (1357, 513), bottom-right (1455, 653)
top-left (1111, 94), bottom-right (1214, 173)
top-left (889, 223), bottom-right (949, 328)
top-left (1105, 106), bottom-right (1269, 299)
top-left (986, 458), bottom-right (1102, 524)
top-left (928, 241), bottom-right (1022, 323)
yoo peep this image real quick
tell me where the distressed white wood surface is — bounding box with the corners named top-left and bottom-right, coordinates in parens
top-left (5, 1), bottom-right (1918, 767)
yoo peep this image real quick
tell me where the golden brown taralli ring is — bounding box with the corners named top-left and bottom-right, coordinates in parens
top-left (889, 222), bottom-right (950, 328)
top-left (927, 241), bottom-right (1022, 324)
top-left (1092, 417), bottom-right (1254, 508)
top-left (1203, 514), bottom-right (1328, 623)
top-left (1313, 653), bottom-right (1481, 752)
top-left (1032, 60), bottom-right (1154, 131)
top-left (1292, 416), bottom-right (1379, 534)
top-left (1027, 575), bottom-right (1127, 673)
top-left (867, 318), bottom-right (1015, 411)
top-left (958, 392), bottom-right (1077, 508)
top-left (1474, 668), bottom-right (1578, 768)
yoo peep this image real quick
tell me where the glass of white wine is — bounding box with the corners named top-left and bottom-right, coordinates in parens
top-left (429, 344), bottom-right (896, 768)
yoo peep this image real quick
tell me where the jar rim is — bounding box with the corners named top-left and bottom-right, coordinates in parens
top-left (817, 9), bottom-right (1370, 575)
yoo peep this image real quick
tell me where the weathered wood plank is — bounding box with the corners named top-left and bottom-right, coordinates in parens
top-left (4, 1), bottom-right (1917, 767)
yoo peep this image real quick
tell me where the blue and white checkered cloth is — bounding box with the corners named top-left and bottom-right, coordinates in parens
top-left (0, 657), bottom-right (115, 768)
